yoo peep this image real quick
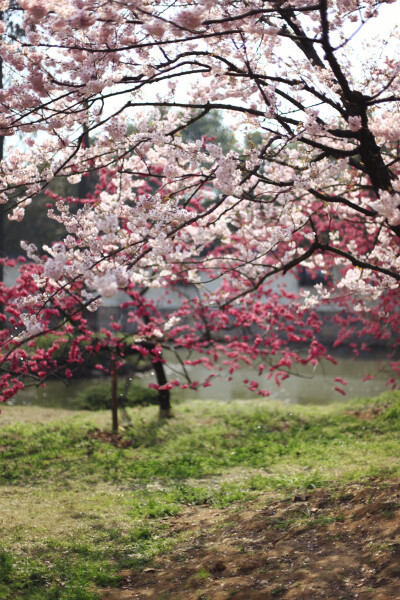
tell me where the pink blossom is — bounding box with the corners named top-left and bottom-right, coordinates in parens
top-left (334, 387), bottom-right (346, 396)
top-left (68, 10), bottom-right (96, 29)
top-left (8, 207), bottom-right (25, 222)
top-left (362, 374), bottom-right (374, 381)
top-left (175, 7), bottom-right (204, 30)
top-left (144, 20), bottom-right (166, 38)
top-left (94, 275), bottom-right (118, 299)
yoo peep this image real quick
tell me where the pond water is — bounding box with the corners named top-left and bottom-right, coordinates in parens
top-left (9, 351), bottom-right (399, 409)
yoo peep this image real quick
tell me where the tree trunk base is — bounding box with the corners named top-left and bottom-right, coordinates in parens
top-left (159, 407), bottom-right (173, 419)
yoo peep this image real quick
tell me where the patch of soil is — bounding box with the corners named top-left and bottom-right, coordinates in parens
top-left (346, 405), bottom-right (389, 421)
top-left (88, 429), bottom-right (136, 448)
top-left (99, 478), bottom-right (400, 599)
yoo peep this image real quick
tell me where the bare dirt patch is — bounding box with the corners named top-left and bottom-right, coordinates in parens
top-left (346, 405), bottom-right (390, 421)
top-left (99, 478), bottom-right (400, 600)
top-left (88, 428), bottom-right (137, 448)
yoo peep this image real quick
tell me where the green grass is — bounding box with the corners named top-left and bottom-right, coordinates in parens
top-left (1, 391), bottom-right (400, 599)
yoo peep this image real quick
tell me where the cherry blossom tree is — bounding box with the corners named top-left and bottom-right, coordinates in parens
top-left (0, 168), bottom-right (326, 423)
top-left (0, 0), bottom-right (399, 404)
top-left (0, 250), bottom-right (328, 419)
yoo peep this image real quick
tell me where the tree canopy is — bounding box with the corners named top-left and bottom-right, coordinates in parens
top-left (0, 0), bottom-right (399, 402)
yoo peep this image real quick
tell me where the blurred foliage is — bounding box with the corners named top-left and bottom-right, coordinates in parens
top-left (71, 379), bottom-right (159, 411)
top-left (245, 130), bottom-right (263, 148)
top-left (4, 177), bottom-right (77, 256)
top-left (181, 109), bottom-right (237, 154)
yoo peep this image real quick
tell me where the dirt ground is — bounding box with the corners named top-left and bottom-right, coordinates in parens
top-left (99, 478), bottom-right (400, 600)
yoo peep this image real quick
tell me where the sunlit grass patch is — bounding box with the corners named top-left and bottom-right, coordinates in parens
top-left (1, 391), bottom-right (400, 598)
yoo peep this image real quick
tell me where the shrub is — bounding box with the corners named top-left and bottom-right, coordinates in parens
top-left (72, 379), bottom-right (159, 411)
top-left (0, 551), bottom-right (13, 584)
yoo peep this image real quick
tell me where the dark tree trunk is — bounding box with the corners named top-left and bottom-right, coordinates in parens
top-left (152, 358), bottom-right (172, 419)
top-left (78, 116), bottom-right (91, 199)
top-left (111, 357), bottom-right (119, 434)
top-left (143, 311), bottom-right (173, 418)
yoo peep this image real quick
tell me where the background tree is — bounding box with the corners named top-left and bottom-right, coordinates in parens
top-left (181, 109), bottom-right (237, 154)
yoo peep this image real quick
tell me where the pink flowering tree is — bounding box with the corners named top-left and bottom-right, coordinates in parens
top-left (0, 250), bottom-right (328, 421)
top-left (0, 0), bottom-right (400, 406)
top-left (0, 168), bottom-right (326, 424)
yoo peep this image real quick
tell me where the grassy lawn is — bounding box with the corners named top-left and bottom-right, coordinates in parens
top-left (0, 391), bottom-right (400, 599)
